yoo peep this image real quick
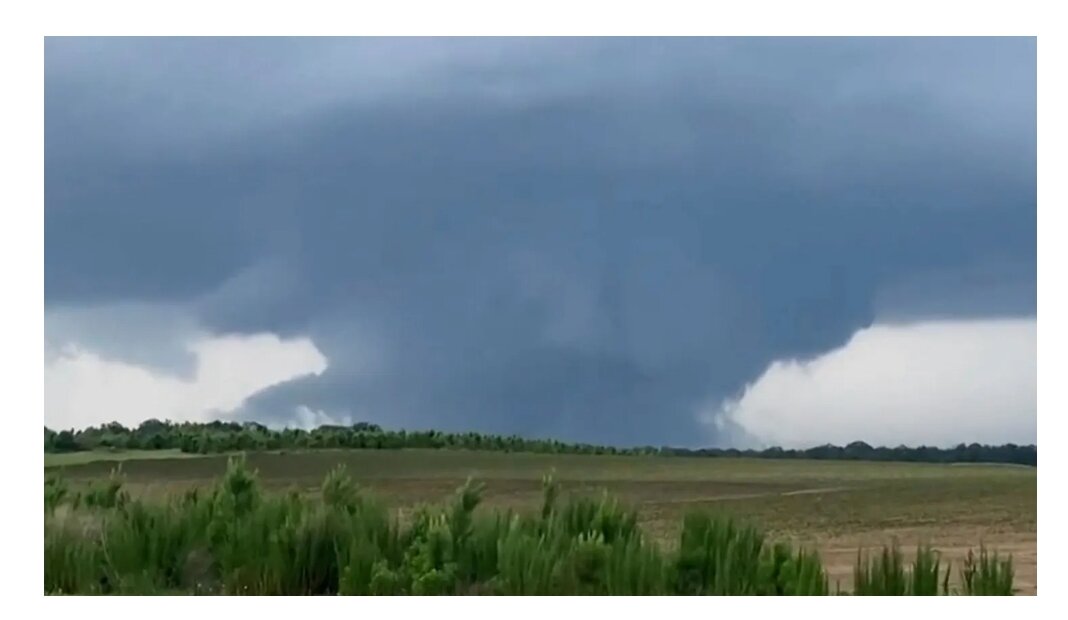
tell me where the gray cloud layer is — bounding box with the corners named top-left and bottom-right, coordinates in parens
top-left (45, 37), bottom-right (1035, 445)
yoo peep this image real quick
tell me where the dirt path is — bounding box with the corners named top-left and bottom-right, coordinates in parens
top-left (645, 486), bottom-right (852, 505)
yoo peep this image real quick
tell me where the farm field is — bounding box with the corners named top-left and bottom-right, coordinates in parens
top-left (46, 448), bottom-right (1037, 594)
top-left (44, 448), bottom-right (199, 467)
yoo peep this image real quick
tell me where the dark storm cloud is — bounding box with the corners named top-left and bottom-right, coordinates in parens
top-left (44, 37), bottom-right (1036, 446)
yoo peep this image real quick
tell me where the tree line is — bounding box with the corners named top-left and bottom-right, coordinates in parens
top-left (43, 419), bottom-right (1037, 466)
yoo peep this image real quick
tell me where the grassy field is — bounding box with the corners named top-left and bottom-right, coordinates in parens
top-left (43, 449), bottom-right (203, 467)
top-left (46, 448), bottom-right (1037, 593)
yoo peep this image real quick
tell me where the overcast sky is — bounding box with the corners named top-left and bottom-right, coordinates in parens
top-left (44, 37), bottom-right (1036, 448)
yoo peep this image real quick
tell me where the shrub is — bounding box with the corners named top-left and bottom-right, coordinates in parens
top-left (43, 468), bottom-right (1017, 596)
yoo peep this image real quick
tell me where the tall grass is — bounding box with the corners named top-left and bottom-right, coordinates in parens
top-left (852, 541), bottom-right (1015, 596)
top-left (43, 456), bottom-right (1015, 596)
top-left (961, 547), bottom-right (1015, 595)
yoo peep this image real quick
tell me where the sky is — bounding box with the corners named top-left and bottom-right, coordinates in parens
top-left (44, 37), bottom-right (1036, 448)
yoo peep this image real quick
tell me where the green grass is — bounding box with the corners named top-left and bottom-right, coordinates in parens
top-left (45, 449), bottom-right (205, 467)
top-left (45, 448), bottom-right (1036, 593)
top-left (45, 449), bottom-right (1035, 530)
top-left (43, 458), bottom-right (1020, 595)
top-left (44, 446), bottom-right (1036, 483)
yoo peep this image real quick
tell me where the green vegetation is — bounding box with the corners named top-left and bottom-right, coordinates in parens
top-left (853, 543), bottom-right (947, 595)
top-left (850, 543), bottom-right (1014, 596)
top-left (44, 458), bottom-right (1018, 595)
top-left (44, 449), bottom-right (201, 467)
top-left (961, 547), bottom-right (1015, 595)
top-left (44, 448), bottom-right (1037, 545)
top-left (45, 419), bottom-right (1037, 466)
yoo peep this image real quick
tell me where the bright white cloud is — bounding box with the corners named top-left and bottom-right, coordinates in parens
top-left (702, 318), bottom-right (1036, 448)
top-left (45, 333), bottom-right (328, 430)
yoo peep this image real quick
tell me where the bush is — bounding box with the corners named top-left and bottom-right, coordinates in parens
top-left (43, 467), bottom-right (1017, 596)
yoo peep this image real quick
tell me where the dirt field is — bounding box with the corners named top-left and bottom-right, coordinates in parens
top-left (46, 449), bottom-right (1037, 594)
